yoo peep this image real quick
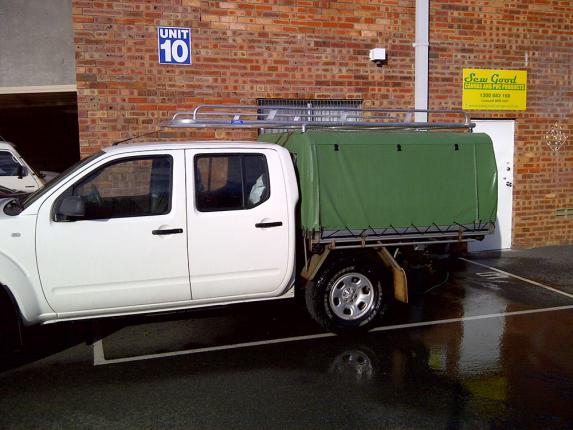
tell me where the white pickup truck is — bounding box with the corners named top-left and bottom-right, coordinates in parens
top-left (0, 107), bottom-right (498, 346)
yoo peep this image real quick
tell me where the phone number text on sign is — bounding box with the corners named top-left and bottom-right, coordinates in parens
top-left (158, 27), bottom-right (191, 65)
top-left (462, 69), bottom-right (527, 111)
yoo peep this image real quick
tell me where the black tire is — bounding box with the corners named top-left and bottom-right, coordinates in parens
top-left (0, 290), bottom-right (22, 352)
top-left (305, 257), bottom-right (390, 333)
top-left (0, 284), bottom-right (23, 352)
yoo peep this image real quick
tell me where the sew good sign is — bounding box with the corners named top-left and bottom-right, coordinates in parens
top-left (158, 27), bottom-right (191, 65)
top-left (462, 69), bottom-right (527, 110)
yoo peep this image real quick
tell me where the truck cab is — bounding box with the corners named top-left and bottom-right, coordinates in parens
top-left (0, 142), bottom-right (298, 327)
top-left (0, 141), bottom-right (45, 193)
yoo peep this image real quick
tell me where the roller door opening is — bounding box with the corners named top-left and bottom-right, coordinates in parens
top-left (0, 91), bottom-right (80, 177)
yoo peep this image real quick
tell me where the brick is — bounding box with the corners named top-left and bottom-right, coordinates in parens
top-left (72, 0), bottom-right (573, 246)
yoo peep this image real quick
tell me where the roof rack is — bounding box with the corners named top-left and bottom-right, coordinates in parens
top-left (161, 105), bottom-right (475, 132)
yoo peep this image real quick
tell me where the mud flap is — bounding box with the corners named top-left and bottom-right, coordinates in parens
top-left (376, 247), bottom-right (409, 304)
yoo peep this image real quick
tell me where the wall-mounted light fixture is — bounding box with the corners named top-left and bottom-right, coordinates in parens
top-left (369, 48), bottom-right (387, 67)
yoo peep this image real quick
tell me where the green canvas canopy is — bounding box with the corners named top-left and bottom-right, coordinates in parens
top-left (259, 131), bottom-right (497, 234)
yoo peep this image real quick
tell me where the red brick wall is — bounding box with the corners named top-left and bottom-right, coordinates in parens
top-left (428, 0), bottom-right (573, 247)
top-left (72, 0), bottom-right (573, 248)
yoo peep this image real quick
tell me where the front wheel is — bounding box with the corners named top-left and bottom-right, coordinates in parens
top-left (305, 258), bottom-right (389, 333)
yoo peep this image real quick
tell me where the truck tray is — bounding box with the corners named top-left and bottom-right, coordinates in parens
top-left (259, 130), bottom-right (497, 247)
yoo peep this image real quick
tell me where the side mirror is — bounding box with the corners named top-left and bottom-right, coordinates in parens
top-left (56, 196), bottom-right (85, 221)
top-left (16, 165), bottom-right (28, 179)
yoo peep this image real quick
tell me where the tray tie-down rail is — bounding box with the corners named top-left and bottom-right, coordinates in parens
top-left (161, 105), bottom-right (475, 132)
top-left (307, 222), bottom-right (494, 250)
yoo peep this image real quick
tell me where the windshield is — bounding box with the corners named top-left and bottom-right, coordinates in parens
top-left (22, 152), bottom-right (103, 209)
top-left (0, 151), bottom-right (21, 176)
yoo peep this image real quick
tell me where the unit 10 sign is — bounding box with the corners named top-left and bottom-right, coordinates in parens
top-left (158, 27), bottom-right (191, 65)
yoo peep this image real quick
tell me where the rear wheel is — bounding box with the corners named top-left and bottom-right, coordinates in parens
top-left (305, 258), bottom-right (389, 333)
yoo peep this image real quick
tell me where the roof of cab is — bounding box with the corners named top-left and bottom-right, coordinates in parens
top-left (102, 140), bottom-right (278, 154)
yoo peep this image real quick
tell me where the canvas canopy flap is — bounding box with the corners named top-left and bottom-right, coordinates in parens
top-left (259, 131), bottom-right (497, 234)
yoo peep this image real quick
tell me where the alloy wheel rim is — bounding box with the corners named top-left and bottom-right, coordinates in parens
top-left (329, 272), bottom-right (375, 320)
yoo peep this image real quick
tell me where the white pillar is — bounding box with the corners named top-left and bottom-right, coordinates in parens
top-left (414, 0), bottom-right (429, 123)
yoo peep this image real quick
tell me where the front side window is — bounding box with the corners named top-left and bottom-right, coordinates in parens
top-left (55, 155), bottom-right (172, 220)
top-left (195, 154), bottom-right (269, 212)
top-left (0, 151), bottom-right (21, 176)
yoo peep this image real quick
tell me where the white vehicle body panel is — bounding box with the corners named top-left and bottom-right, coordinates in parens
top-left (0, 201), bottom-right (56, 323)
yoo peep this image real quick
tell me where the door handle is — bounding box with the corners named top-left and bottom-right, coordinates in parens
top-left (152, 228), bottom-right (183, 235)
top-left (255, 221), bottom-right (283, 228)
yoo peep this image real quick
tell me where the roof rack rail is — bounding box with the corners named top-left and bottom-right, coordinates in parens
top-left (161, 105), bottom-right (475, 131)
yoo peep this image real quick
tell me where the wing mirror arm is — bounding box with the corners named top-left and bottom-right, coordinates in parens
top-left (56, 196), bottom-right (86, 221)
top-left (16, 165), bottom-right (28, 179)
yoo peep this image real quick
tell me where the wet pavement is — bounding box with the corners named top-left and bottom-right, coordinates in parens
top-left (467, 245), bottom-right (573, 294)
top-left (1, 251), bottom-right (573, 429)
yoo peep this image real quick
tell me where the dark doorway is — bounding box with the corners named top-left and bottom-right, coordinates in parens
top-left (0, 92), bottom-right (80, 174)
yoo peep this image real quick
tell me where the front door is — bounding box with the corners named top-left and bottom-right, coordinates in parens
top-left (36, 149), bottom-right (191, 314)
top-left (469, 120), bottom-right (515, 251)
top-left (186, 148), bottom-right (291, 300)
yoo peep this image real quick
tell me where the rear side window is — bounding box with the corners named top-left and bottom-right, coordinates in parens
top-left (0, 151), bottom-right (20, 176)
top-left (55, 155), bottom-right (173, 220)
top-left (195, 154), bottom-right (269, 212)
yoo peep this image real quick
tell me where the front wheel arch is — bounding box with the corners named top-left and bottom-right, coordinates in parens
top-left (0, 253), bottom-right (53, 325)
top-left (0, 283), bottom-right (23, 320)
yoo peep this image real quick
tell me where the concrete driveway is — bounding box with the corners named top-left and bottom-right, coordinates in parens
top-left (1, 247), bottom-right (572, 429)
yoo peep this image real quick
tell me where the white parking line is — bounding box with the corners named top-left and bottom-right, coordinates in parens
top-left (92, 304), bottom-right (573, 366)
top-left (459, 257), bottom-right (573, 300)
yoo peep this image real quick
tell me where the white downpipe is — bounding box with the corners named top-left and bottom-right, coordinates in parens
top-left (414, 0), bottom-right (429, 123)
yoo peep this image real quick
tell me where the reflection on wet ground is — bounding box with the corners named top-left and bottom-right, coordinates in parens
top-left (1, 258), bottom-right (572, 429)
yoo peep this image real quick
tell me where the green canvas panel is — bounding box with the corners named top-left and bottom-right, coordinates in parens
top-left (258, 131), bottom-right (497, 232)
top-left (474, 141), bottom-right (499, 225)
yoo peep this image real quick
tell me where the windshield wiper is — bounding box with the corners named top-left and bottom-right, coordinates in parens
top-left (0, 185), bottom-right (17, 193)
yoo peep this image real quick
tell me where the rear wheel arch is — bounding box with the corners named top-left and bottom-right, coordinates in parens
top-left (303, 248), bottom-right (391, 283)
top-left (304, 251), bottom-right (393, 333)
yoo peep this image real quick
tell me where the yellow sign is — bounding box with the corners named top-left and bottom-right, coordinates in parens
top-left (462, 69), bottom-right (527, 110)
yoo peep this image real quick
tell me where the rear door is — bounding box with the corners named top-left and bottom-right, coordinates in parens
top-left (186, 148), bottom-right (291, 300)
top-left (36, 149), bottom-right (191, 313)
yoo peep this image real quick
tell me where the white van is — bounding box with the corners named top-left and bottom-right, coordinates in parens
top-left (0, 141), bottom-right (45, 193)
